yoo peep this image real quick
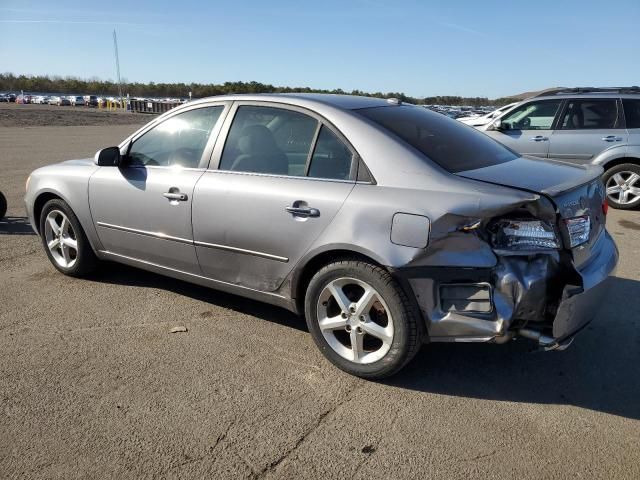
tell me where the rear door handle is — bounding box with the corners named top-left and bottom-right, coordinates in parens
top-left (530, 135), bottom-right (549, 142)
top-left (602, 135), bottom-right (622, 142)
top-left (285, 206), bottom-right (320, 217)
top-left (163, 191), bottom-right (188, 201)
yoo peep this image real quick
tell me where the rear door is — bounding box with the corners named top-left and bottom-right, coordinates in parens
top-left (192, 102), bottom-right (356, 292)
top-left (484, 99), bottom-right (563, 157)
top-left (548, 98), bottom-right (628, 164)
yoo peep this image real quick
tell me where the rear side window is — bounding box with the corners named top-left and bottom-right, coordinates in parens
top-left (623, 99), bottom-right (640, 128)
top-left (560, 99), bottom-right (619, 129)
top-left (357, 105), bottom-right (517, 173)
top-left (308, 126), bottom-right (353, 180)
top-left (219, 106), bottom-right (318, 176)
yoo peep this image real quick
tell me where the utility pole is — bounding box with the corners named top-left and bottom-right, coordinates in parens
top-left (113, 29), bottom-right (123, 101)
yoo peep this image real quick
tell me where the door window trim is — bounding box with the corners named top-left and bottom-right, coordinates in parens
top-left (207, 101), bottom-right (361, 182)
top-left (500, 98), bottom-right (565, 131)
top-left (117, 101), bottom-right (232, 170)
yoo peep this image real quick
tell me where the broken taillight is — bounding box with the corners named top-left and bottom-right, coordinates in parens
top-left (564, 215), bottom-right (591, 248)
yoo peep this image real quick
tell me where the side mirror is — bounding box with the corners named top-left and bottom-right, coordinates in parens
top-left (94, 146), bottom-right (121, 166)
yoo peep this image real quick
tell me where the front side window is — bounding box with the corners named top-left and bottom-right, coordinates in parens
top-left (219, 106), bottom-right (318, 176)
top-left (500, 100), bottom-right (562, 130)
top-left (622, 99), bottom-right (640, 129)
top-left (560, 99), bottom-right (619, 129)
top-left (128, 106), bottom-right (223, 168)
top-left (357, 105), bottom-right (517, 173)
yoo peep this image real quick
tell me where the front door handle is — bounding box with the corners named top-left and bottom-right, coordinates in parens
top-left (530, 135), bottom-right (549, 142)
top-left (285, 206), bottom-right (320, 217)
top-left (163, 191), bottom-right (188, 201)
top-left (602, 135), bottom-right (623, 142)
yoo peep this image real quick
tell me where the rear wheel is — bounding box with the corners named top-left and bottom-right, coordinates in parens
top-left (304, 259), bottom-right (422, 379)
top-left (39, 199), bottom-right (98, 276)
top-left (603, 163), bottom-right (640, 210)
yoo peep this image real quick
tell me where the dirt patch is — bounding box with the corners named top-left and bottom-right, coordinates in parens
top-left (0, 103), bottom-right (154, 128)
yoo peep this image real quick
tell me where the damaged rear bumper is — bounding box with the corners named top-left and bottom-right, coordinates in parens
top-left (398, 230), bottom-right (618, 348)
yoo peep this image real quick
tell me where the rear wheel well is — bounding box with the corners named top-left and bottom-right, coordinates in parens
top-left (293, 250), bottom-right (383, 314)
top-left (33, 193), bottom-right (63, 233)
top-left (602, 157), bottom-right (640, 171)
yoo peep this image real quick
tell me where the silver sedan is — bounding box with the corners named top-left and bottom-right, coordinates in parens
top-left (25, 94), bottom-right (618, 378)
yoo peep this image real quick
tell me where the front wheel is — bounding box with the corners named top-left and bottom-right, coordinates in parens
top-left (39, 199), bottom-right (98, 276)
top-left (0, 191), bottom-right (6, 218)
top-left (304, 259), bottom-right (423, 379)
top-left (603, 163), bottom-right (640, 210)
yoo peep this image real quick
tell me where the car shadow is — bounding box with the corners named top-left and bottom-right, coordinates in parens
top-left (0, 216), bottom-right (36, 235)
top-left (89, 263), bottom-right (639, 420)
top-left (387, 276), bottom-right (640, 421)
top-left (90, 262), bottom-right (307, 332)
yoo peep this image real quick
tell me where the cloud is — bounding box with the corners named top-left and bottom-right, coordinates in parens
top-left (438, 21), bottom-right (486, 36)
top-left (0, 20), bottom-right (153, 26)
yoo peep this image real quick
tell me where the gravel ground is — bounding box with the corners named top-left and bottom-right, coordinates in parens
top-left (0, 103), bottom-right (154, 127)
top-left (1, 107), bottom-right (639, 479)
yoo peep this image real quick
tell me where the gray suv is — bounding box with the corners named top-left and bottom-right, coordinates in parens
top-left (481, 87), bottom-right (640, 209)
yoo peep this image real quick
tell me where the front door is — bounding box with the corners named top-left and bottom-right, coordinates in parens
top-left (89, 104), bottom-right (227, 273)
top-left (485, 99), bottom-right (563, 158)
top-left (192, 103), bottom-right (357, 292)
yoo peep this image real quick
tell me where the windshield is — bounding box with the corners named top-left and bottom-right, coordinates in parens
top-left (357, 105), bottom-right (518, 173)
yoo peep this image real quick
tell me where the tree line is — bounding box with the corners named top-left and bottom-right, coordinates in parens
top-left (0, 73), bottom-right (515, 106)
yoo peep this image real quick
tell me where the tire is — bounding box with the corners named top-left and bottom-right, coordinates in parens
top-left (304, 259), bottom-right (423, 379)
top-left (0, 191), bottom-right (6, 218)
top-left (39, 199), bottom-right (98, 276)
top-left (602, 163), bottom-right (640, 210)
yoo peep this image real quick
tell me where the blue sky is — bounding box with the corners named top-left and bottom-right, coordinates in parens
top-left (1, 0), bottom-right (638, 98)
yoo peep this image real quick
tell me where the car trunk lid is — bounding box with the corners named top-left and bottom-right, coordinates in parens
top-left (457, 156), bottom-right (606, 267)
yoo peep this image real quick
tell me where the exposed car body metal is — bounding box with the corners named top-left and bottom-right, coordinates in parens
top-left (25, 94), bottom-right (618, 349)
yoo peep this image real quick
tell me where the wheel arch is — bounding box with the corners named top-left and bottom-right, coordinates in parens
top-left (599, 156), bottom-right (640, 171)
top-left (289, 246), bottom-right (421, 323)
top-left (32, 189), bottom-right (102, 254)
top-left (33, 191), bottom-right (67, 234)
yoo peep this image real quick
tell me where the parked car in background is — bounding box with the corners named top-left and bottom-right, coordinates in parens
top-left (25, 94), bottom-right (617, 378)
top-left (458, 102), bottom-right (519, 127)
top-left (57, 97), bottom-right (71, 106)
top-left (481, 87), bottom-right (640, 209)
top-left (84, 95), bottom-right (98, 107)
top-left (48, 96), bottom-right (60, 105)
top-left (70, 96), bottom-right (84, 106)
top-left (16, 94), bottom-right (32, 104)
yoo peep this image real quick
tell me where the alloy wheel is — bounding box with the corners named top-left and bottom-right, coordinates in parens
top-left (316, 277), bottom-right (394, 364)
top-left (606, 171), bottom-right (640, 205)
top-left (44, 209), bottom-right (78, 268)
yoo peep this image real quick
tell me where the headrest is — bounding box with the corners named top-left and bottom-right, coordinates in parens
top-left (237, 125), bottom-right (279, 155)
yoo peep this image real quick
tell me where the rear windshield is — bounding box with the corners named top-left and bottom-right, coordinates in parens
top-left (357, 105), bottom-right (518, 173)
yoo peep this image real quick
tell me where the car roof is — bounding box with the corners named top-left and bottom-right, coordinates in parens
top-left (186, 93), bottom-right (393, 111)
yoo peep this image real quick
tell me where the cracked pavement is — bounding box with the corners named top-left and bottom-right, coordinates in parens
top-left (1, 107), bottom-right (639, 479)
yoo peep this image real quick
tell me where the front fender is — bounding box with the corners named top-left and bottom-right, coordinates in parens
top-left (26, 162), bottom-right (103, 253)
